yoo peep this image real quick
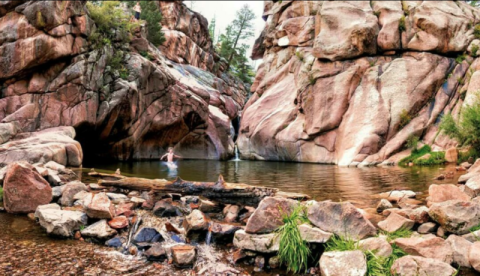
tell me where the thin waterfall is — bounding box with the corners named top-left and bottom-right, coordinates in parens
top-left (231, 144), bottom-right (241, 161)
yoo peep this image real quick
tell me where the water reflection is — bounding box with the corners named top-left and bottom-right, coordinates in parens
top-left (83, 160), bottom-right (461, 208)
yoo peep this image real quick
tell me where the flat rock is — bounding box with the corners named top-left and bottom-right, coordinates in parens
top-left (233, 229), bottom-right (279, 253)
top-left (83, 193), bottom-right (115, 219)
top-left (358, 237), bottom-right (392, 258)
top-left (390, 256), bottom-right (457, 276)
top-left (465, 175), bottom-right (480, 198)
top-left (394, 235), bottom-right (453, 264)
top-left (81, 219), bottom-right (116, 239)
top-left (108, 216), bottom-right (129, 229)
top-left (3, 162), bottom-right (52, 214)
top-left (298, 224), bottom-right (332, 243)
top-left (34, 203), bottom-right (61, 218)
top-left (446, 235), bottom-right (472, 268)
top-left (245, 197), bottom-right (297, 234)
top-left (417, 222), bottom-right (437, 234)
top-left (378, 213), bottom-right (415, 233)
top-left (307, 201), bottom-right (377, 240)
top-left (37, 209), bottom-right (87, 237)
top-left (319, 250), bottom-right (367, 276)
top-left (153, 198), bottom-right (188, 217)
top-left (171, 244), bottom-right (196, 267)
top-left (429, 200), bottom-right (480, 234)
top-left (427, 184), bottom-right (470, 207)
top-left (183, 210), bottom-right (209, 241)
top-left (106, 192), bottom-right (128, 203)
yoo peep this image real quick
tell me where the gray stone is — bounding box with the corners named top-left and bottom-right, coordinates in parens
top-left (376, 199), bottom-right (393, 213)
top-left (34, 203), bottom-right (61, 218)
top-left (37, 209), bottom-right (87, 237)
top-left (319, 250), bottom-right (367, 276)
top-left (81, 220), bottom-right (117, 239)
top-left (465, 175), bottom-right (480, 198)
top-left (106, 192), bottom-right (128, 203)
top-left (59, 181), bottom-right (87, 206)
top-left (429, 200), bottom-right (480, 235)
top-left (358, 237), bottom-right (392, 258)
top-left (417, 222), bottom-right (437, 234)
top-left (446, 235), bottom-right (472, 268)
top-left (233, 229), bottom-right (279, 253)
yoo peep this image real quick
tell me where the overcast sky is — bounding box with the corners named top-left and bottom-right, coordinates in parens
top-left (185, 1), bottom-right (265, 67)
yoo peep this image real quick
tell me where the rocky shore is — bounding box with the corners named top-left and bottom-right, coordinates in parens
top-left (0, 157), bottom-right (480, 275)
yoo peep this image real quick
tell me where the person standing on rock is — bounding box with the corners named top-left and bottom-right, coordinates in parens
top-left (133, 2), bottom-right (141, 21)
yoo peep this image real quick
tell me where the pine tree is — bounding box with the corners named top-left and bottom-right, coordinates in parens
top-left (208, 16), bottom-right (216, 44)
top-left (225, 4), bottom-right (256, 70)
top-left (139, 1), bottom-right (165, 46)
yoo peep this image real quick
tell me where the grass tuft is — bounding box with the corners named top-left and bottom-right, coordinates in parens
top-left (0, 186), bottom-right (3, 202)
top-left (276, 204), bottom-right (310, 274)
top-left (379, 228), bottom-right (413, 243)
top-left (399, 145), bottom-right (432, 166)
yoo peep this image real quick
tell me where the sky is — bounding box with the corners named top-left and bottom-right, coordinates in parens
top-left (184, 1), bottom-right (265, 67)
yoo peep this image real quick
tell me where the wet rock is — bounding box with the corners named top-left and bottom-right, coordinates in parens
top-left (446, 235), bottom-right (472, 268)
top-left (394, 235), bottom-right (453, 264)
top-left (465, 176), bottom-right (480, 198)
top-left (3, 162), bottom-right (52, 214)
top-left (84, 193), bottom-right (115, 219)
top-left (238, 206), bottom-right (256, 223)
top-left (59, 181), bottom-right (87, 207)
top-left (153, 198), bottom-right (188, 217)
top-left (81, 220), bottom-right (117, 239)
top-left (108, 216), bottom-right (129, 229)
top-left (171, 245), bottom-right (196, 268)
top-left (428, 200), bottom-right (480, 234)
top-left (223, 204), bottom-right (240, 223)
top-left (37, 209), bottom-right (87, 237)
top-left (319, 250), bottom-right (367, 276)
top-left (378, 213), bottom-right (415, 233)
top-left (418, 222), bottom-right (437, 234)
top-left (209, 222), bottom-right (242, 244)
top-left (183, 210), bottom-right (209, 241)
top-left (307, 201), bottom-right (377, 240)
top-left (246, 197), bottom-right (297, 234)
top-left (144, 243), bottom-right (167, 261)
top-left (469, 242), bottom-right (480, 272)
top-left (390, 256), bottom-right (457, 276)
top-left (358, 237), bottom-right (392, 258)
top-left (34, 203), bottom-right (61, 218)
top-left (133, 227), bottom-right (163, 245)
top-left (232, 249), bottom-right (248, 263)
top-left (378, 190), bottom-right (416, 202)
top-left (233, 229), bottom-right (279, 253)
top-left (376, 199), bottom-right (393, 213)
top-left (298, 224), bottom-right (332, 243)
top-left (461, 162), bottom-right (473, 170)
top-left (254, 256), bottom-right (265, 272)
top-left (105, 237), bottom-right (125, 248)
top-left (427, 184), bottom-right (470, 207)
top-left (106, 193), bottom-right (128, 203)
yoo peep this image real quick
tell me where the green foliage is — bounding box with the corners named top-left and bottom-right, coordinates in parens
top-left (209, 16), bottom-right (217, 43)
top-left (380, 228), bottom-right (413, 243)
top-left (108, 50), bottom-right (129, 80)
top-left (456, 54), bottom-right (467, 64)
top-left (399, 109), bottom-right (411, 128)
top-left (458, 148), bottom-right (478, 164)
top-left (295, 51), bottom-right (304, 62)
top-left (440, 95), bottom-right (480, 152)
top-left (413, 151), bottom-right (445, 166)
top-left (406, 135), bottom-right (420, 153)
top-left (399, 16), bottom-right (406, 32)
top-left (139, 50), bottom-right (153, 61)
top-left (308, 74), bottom-right (317, 86)
top-left (374, 11), bottom-right (381, 17)
top-left (475, 24), bottom-right (480, 39)
top-left (472, 44), bottom-right (479, 57)
top-left (470, 224), bottom-right (480, 232)
top-left (276, 204), bottom-right (310, 274)
top-left (0, 186), bottom-right (3, 202)
top-left (324, 235), bottom-right (359, 252)
top-left (217, 4), bottom-right (256, 85)
top-left (139, 1), bottom-right (165, 46)
top-left (399, 145), bottom-right (432, 166)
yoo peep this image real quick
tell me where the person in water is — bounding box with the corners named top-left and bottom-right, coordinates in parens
top-left (161, 147), bottom-right (182, 163)
top-left (133, 2), bottom-right (141, 20)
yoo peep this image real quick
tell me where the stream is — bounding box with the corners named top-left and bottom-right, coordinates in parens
top-left (0, 160), bottom-right (466, 275)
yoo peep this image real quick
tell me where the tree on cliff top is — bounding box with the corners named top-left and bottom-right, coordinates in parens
top-left (224, 4), bottom-right (255, 70)
top-left (122, 1), bottom-right (165, 46)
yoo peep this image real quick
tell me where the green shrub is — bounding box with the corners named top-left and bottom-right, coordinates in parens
top-left (475, 24), bottom-right (480, 39)
top-left (0, 186), bottom-right (3, 202)
top-left (276, 204), bottom-right (310, 274)
top-left (455, 54), bottom-right (467, 64)
top-left (405, 135), bottom-right (420, 153)
top-left (458, 148), bottom-right (478, 164)
top-left (472, 44), bottom-right (479, 57)
top-left (413, 151), bottom-right (445, 166)
top-left (138, 1), bottom-right (166, 46)
top-left (308, 74), bottom-right (317, 86)
top-left (139, 50), bottom-right (154, 61)
top-left (399, 109), bottom-right (411, 128)
top-left (295, 51), bottom-right (304, 62)
top-left (399, 145), bottom-right (431, 166)
top-left (399, 16), bottom-right (406, 32)
top-left (440, 95), bottom-right (480, 153)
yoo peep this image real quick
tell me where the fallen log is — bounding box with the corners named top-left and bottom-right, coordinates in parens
top-left (89, 172), bottom-right (309, 206)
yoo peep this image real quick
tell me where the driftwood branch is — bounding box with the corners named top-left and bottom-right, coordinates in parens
top-left (88, 171), bottom-right (309, 206)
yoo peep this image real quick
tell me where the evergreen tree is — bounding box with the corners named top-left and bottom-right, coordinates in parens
top-left (225, 4), bottom-right (256, 69)
top-left (121, 1), bottom-right (165, 46)
top-left (208, 16), bottom-right (216, 44)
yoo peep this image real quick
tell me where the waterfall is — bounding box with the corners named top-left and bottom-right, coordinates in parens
top-left (205, 228), bottom-right (212, 245)
top-left (232, 144), bottom-right (241, 161)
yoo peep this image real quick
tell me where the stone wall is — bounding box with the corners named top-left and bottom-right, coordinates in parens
top-left (238, 0), bottom-right (480, 166)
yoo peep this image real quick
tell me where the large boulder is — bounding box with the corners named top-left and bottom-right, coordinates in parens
top-left (245, 197), bottom-right (297, 234)
top-left (319, 250), bottom-right (367, 276)
top-left (427, 184), bottom-right (470, 207)
top-left (465, 176), bottom-right (480, 198)
top-left (83, 193), bottom-right (115, 219)
top-left (36, 209), bottom-right (87, 237)
top-left (445, 235), bottom-right (472, 268)
top-left (429, 200), bottom-right (480, 234)
top-left (394, 235), bottom-right (453, 264)
top-left (3, 162), bottom-right (52, 214)
top-left (307, 201), bottom-right (377, 240)
top-left (390, 256), bottom-right (457, 276)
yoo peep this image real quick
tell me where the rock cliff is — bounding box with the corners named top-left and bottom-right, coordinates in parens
top-left (238, 0), bottom-right (480, 166)
top-left (0, 0), bottom-right (247, 163)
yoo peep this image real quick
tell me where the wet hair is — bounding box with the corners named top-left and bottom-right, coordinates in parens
top-left (168, 147), bottom-right (173, 151)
